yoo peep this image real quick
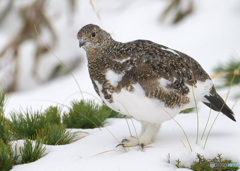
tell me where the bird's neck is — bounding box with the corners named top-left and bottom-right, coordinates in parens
top-left (86, 40), bottom-right (119, 61)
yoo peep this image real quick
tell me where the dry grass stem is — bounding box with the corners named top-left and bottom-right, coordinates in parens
top-left (93, 150), bottom-right (124, 156)
top-left (33, 24), bottom-right (84, 99)
top-left (89, 0), bottom-right (101, 21)
top-left (71, 135), bottom-right (89, 143)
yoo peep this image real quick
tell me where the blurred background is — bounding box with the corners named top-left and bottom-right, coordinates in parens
top-left (0, 0), bottom-right (239, 112)
top-left (0, 0), bottom-right (82, 92)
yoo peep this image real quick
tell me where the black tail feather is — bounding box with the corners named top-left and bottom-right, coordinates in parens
top-left (203, 94), bottom-right (236, 122)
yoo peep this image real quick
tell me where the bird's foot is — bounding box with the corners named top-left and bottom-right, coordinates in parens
top-left (116, 137), bottom-right (145, 149)
top-left (116, 137), bottom-right (138, 147)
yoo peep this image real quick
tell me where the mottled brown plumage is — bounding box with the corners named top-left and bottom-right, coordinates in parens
top-left (77, 24), bottom-right (235, 147)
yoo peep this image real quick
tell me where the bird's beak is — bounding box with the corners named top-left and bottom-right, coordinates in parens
top-left (79, 40), bottom-right (86, 48)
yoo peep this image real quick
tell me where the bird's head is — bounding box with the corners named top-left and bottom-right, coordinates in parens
top-left (77, 24), bottom-right (112, 53)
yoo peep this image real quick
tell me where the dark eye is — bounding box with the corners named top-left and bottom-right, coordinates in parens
top-left (91, 32), bottom-right (96, 38)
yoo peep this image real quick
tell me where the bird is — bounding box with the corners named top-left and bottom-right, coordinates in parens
top-left (77, 24), bottom-right (236, 147)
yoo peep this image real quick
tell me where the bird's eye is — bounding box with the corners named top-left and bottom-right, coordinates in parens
top-left (91, 32), bottom-right (96, 38)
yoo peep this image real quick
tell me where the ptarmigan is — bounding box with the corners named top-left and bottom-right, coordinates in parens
top-left (77, 24), bottom-right (236, 147)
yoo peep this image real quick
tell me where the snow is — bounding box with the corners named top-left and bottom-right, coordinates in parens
top-left (10, 111), bottom-right (240, 171)
top-left (0, 0), bottom-right (239, 170)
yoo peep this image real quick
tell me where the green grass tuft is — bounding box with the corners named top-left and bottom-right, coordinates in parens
top-left (176, 153), bottom-right (239, 170)
top-left (36, 124), bottom-right (78, 145)
top-left (43, 106), bottom-right (61, 125)
top-left (0, 115), bottom-right (12, 144)
top-left (11, 109), bottom-right (46, 140)
top-left (20, 139), bottom-right (46, 164)
top-left (0, 140), bottom-right (18, 171)
top-left (11, 106), bottom-right (79, 145)
top-left (63, 100), bottom-right (122, 129)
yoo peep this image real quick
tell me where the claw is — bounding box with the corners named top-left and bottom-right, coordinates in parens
top-left (116, 139), bottom-right (129, 148)
top-left (116, 143), bottom-right (124, 148)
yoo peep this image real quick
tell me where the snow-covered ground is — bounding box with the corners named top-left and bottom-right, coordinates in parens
top-left (1, 0), bottom-right (240, 170)
top-left (10, 110), bottom-right (240, 171)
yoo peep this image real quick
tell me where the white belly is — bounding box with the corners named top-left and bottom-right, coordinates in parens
top-left (112, 84), bottom-right (182, 123)
top-left (94, 79), bottom-right (213, 124)
top-left (94, 82), bottom-right (179, 123)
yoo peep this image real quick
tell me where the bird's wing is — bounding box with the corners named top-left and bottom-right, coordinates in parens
top-left (134, 40), bottom-right (209, 83)
top-left (123, 40), bottom-right (211, 107)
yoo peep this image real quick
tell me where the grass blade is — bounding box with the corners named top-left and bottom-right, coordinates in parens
top-left (203, 67), bottom-right (238, 149)
top-left (33, 24), bottom-right (84, 99)
top-left (201, 105), bottom-right (211, 140)
top-left (191, 86), bottom-right (199, 144)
